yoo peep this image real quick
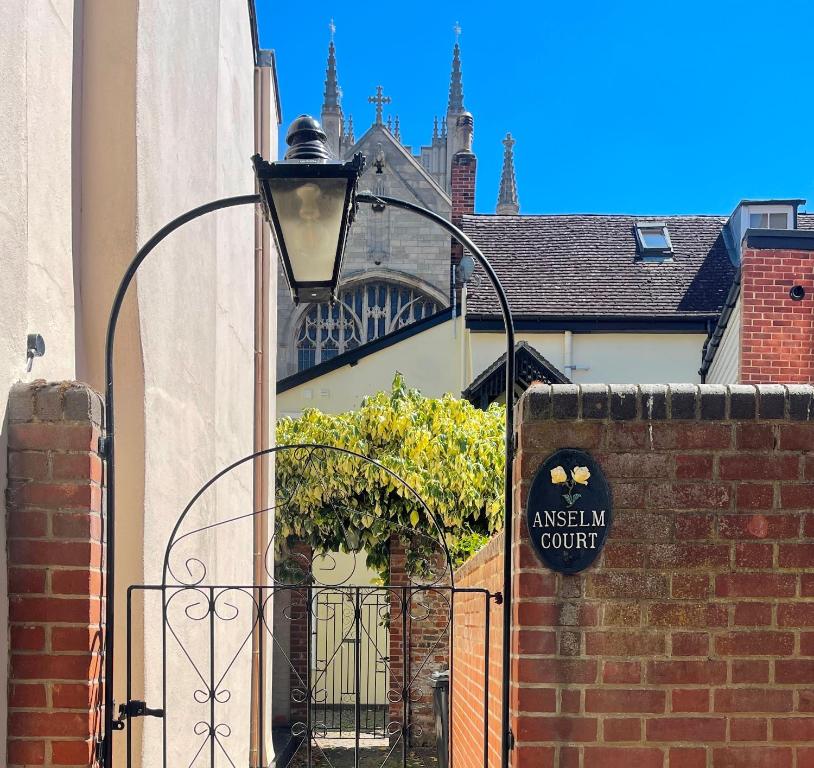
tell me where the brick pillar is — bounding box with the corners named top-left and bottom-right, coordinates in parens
top-left (740, 243), bottom-right (814, 383)
top-left (388, 534), bottom-right (450, 748)
top-left (388, 535), bottom-right (408, 738)
top-left (6, 382), bottom-right (105, 768)
top-left (450, 150), bottom-right (477, 267)
top-left (286, 541), bottom-right (312, 724)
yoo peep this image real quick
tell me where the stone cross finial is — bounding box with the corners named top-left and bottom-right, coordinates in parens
top-left (368, 85), bottom-right (391, 125)
top-left (329, 18), bottom-right (336, 42)
top-left (454, 21), bottom-right (462, 43)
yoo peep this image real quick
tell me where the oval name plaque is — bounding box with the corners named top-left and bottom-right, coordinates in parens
top-left (525, 448), bottom-right (612, 574)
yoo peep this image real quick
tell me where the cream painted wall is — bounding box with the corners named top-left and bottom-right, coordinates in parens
top-left (1, 3), bottom-right (275, 764)
top-left (277, 316), bottom-right (464, 416)
top-left (0, 1), bottom-right (78, 755)
top-left (706, 299), bottom-right (741, 385)
top-left (133, 3), bottom-right (258, 767)
top-left (471, 331), bottom-right (707, 385)
top-left (278, 319), bottom-right (707, 417)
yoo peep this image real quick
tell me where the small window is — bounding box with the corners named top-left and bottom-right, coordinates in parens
top-left (635, 222), bottom-right (673, 260)
top-left (749, 211), bottom-right (789, 229)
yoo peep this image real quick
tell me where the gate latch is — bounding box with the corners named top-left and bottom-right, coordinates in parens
top-left (114, 699), bottom-right (165, 729)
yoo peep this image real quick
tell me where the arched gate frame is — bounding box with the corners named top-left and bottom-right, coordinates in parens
top-left (101, 193), bottom-right (515, 768)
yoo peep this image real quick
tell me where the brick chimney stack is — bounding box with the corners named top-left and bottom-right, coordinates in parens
top-left (740, 230), bottom-right (814, 383)
top-left (450, 113), bottom-right (476, 266)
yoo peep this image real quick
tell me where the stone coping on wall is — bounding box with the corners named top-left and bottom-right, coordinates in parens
top-left (520, 383), bottom-right (814, 423)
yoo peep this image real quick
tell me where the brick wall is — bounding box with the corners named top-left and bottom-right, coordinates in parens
top-left (517, 383), bottom-right (814, 767)
top-left (450, 151), bottom-right (476, 266)
top-left (388, 534), bottom-right (450, 748)
top-left (741, 246), bottom-right (814, 384)
top-left (451, 532), bottom-right (503, 768)
top-left (286, 541), bottom-right (312, 725)
top-left (454, 383), bottom-right (814, 768)
top-left (6, 381), bottom-right (105, 768)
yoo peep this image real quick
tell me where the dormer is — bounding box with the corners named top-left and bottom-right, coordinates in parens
top-left (726, 199), bottom-right (805, 261)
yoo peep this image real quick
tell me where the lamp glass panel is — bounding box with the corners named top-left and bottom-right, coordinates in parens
top-left (268, 177), bottom-right (348, 283)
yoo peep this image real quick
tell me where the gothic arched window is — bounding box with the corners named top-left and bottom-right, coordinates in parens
top-left (295, 281), bottom-right (441, 371)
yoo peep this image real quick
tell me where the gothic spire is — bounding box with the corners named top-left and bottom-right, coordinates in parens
top-left (322, 35), bottom-right (341, 112)
top-left (345, 115), bottom-right (355, 145)
top-left (447, 23), bottom-right (464, 114)
top-left (394, 116), bottom-right (401, 142)
top-left (496, 132), bottom-right (520, 215)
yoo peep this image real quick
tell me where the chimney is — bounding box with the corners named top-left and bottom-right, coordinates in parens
top-left (700, 200), bottom-right (814, 384)
top-left (450, 113), bottom-right (476, 266)
top-left (739, 226), bottom-right (814, 383)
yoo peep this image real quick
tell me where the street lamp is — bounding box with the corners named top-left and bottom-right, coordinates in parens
top-left (252, 115), bottom-right (365, 304)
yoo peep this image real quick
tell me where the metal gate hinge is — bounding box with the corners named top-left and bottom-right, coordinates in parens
top-left (98, 435), bottom-right (110, 459)
top-left (508, 728), bottom-right (515, 751)
top-left (493, 591), bottom-right (503, 605)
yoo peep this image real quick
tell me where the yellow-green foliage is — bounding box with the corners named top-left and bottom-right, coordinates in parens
top-left (275, 374), bottom-right (505, 575)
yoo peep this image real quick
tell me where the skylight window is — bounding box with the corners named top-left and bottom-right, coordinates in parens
top-left (634, 222), bottom-right (673, 260)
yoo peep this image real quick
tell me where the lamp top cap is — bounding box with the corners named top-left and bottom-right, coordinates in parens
top-left (284, 115), bottom-right (333, 161)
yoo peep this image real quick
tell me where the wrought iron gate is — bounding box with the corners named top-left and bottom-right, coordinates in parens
top-left (121, 445), bottom-right (494, 768)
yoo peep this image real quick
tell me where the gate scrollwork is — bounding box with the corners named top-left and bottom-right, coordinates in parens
top-left (130, 444), bottom-right (464, 768)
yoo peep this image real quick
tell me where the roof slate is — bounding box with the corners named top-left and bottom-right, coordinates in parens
top-left (462, 213), bottom-right (737, 320)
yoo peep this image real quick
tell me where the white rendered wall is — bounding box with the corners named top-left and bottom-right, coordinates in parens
top-left (706, 299), bottom-right (741, 385)
top-left (471, 332), bottom-right (707, 385)
top-left (279, 327), bottom-right (707, 418)
top-left (134, 3), bottom-right (258, 766)
top-left (0, 2), bottom-right (78, 756)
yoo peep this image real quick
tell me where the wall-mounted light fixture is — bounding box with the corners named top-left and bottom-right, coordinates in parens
top-left (26, 333), bottom-right (45, 372)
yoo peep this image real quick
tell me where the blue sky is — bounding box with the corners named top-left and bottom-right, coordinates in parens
top-left (257, 1), bottom-right (813, 216)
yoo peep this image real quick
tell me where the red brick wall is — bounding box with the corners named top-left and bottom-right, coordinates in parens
top-left (286, 541), bottom-right (312, 725)
top-left (741, 246), bottom-right (814, 383)
top-left (450, 151), bottom-right (476, 266)
top-left (454, 382), bottom-right (814, 768)
top-left (388, 534), bottom-right (451, 748)
top-left (451, 532), bottom-right (503, 768)
top-left (6, 382), bottom-right (105, 768)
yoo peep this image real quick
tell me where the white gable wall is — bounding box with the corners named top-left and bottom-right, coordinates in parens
top-left (706, 298), bottom-right (741, 385)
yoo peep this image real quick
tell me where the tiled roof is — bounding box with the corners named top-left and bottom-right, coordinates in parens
top-left (462, 214), bottom-right (737, 320)
top-left (798, 212), bottom-right (814, 230)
